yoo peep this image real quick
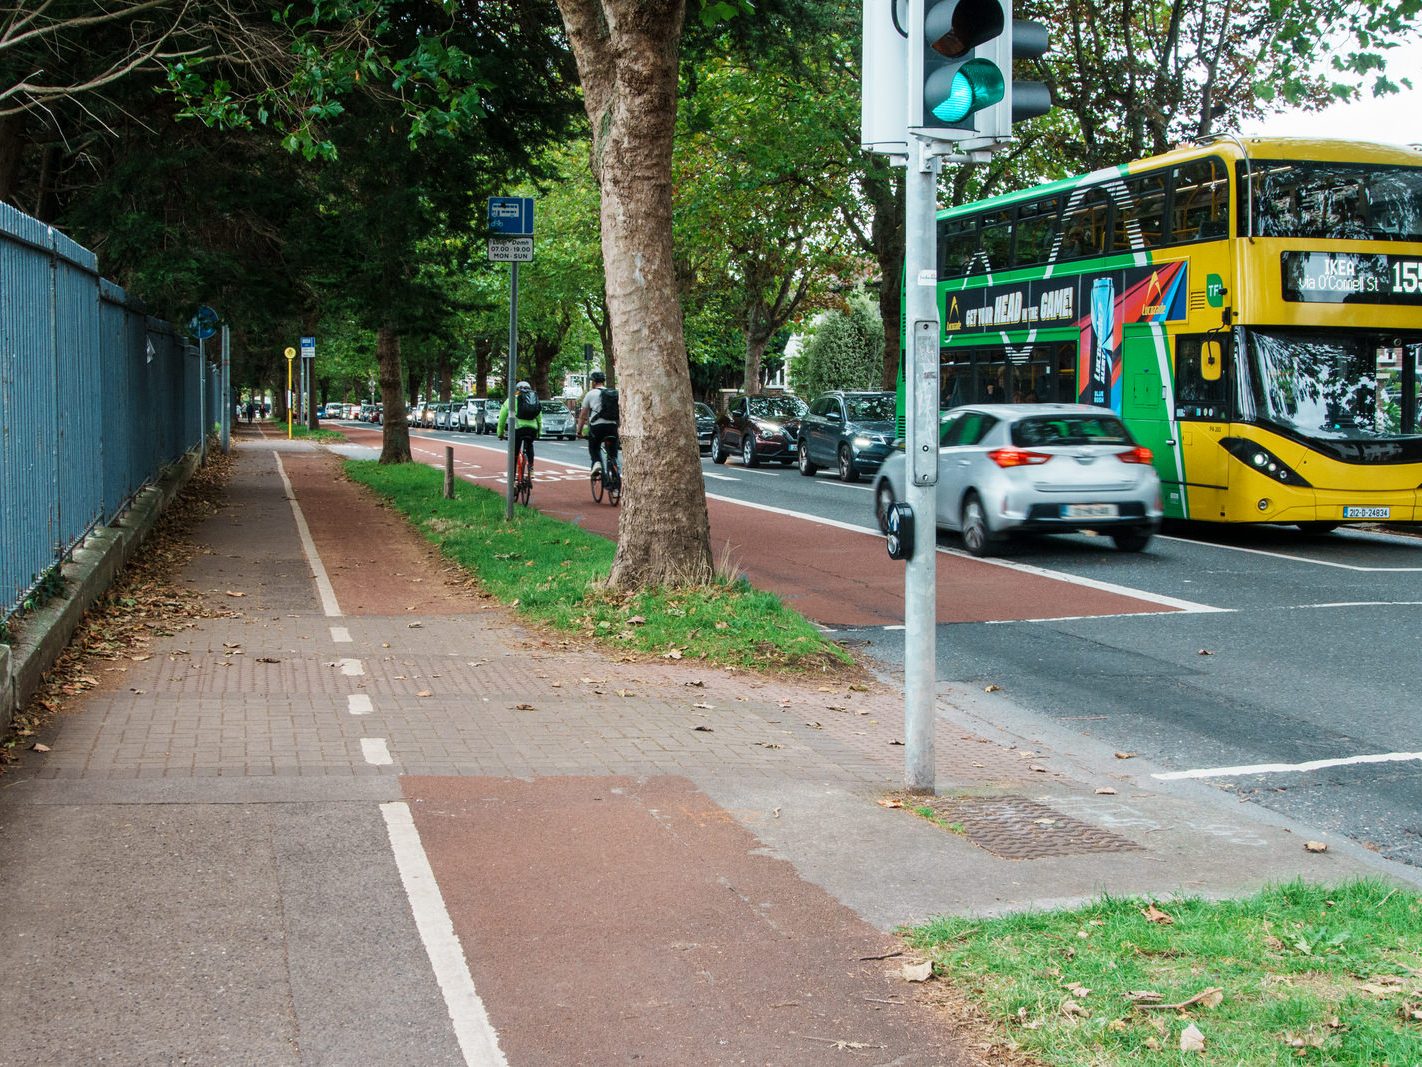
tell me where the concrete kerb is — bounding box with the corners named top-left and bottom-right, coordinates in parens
top-left (0, 448), bottom-right (203, 738)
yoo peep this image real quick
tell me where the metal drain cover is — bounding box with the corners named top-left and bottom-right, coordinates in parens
top-left (926, 794), bottom-right (1140, 860)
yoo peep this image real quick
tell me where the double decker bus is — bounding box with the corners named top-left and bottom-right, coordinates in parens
top-left (929, 136), bottom-right (1422, 528)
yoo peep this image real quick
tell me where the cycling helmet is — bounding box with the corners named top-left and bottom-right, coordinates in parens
top-left (516, 380), bottom-right (531, 390)
top-left (590, 370), bottom-right (606, 383)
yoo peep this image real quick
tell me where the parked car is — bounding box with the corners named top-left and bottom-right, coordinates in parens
top-left (710, 394), bottom-right (807, 466)
top-left (871, 404), bottom-right (1162, 556)
top-left (372, 403), bottom-right (383, 425)
top-left (468, 398), bottom-right (495, 434)
top-left (433, 402), bottom-right (452, 430)
top-left (694, 402), bottom-right (716, 453)
top-left (797, 391), bottom-right (896, 482)
top-left (539, 399), bottom-right (575, 440)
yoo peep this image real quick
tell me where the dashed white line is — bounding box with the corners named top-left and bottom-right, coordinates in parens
top-left (360, 737), bottom-right (393, 765)
top-left (330, 626), bottom-right (352, 643)
top-left (381, 802), bottom-right (509, 1066)
top-left (1154, 750), bottom-right (1422, 781)
top-left (348, 694), bottom-right (373, 716)
top-left (337, 658), bottom-right (365, 676)
top-left (273, 452), bottom-right (343, 617)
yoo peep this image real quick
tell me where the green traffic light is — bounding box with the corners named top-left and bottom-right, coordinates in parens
top-left (929, 58), bottom-right (1004, 122)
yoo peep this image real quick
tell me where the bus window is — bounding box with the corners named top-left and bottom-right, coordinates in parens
top-left (1245, 160), bottom-right (1422, 241)
top-left (980, 208), bottom-right (1013, 272)
top-left (1174, 335), bottom-right (1232, 420)
top-left (1115, 170), bottom-right (1168, 251)
top-left (940, 216), bottom-right (978, 277)
top-left (1059, 187), bottom-right (1113, 260)
top-left (1171, 156), bottom-right (1229, 242)
top-left (1014, 197), bottom-right (1059, 267)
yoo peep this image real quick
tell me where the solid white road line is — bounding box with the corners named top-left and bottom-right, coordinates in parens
top-left (330, 626), bottom-right (352, 643)
top-left (701, 492), bottom-right (1225, 615)
top-left (381, 802), bottom-right (509, 1067)
top-left (1154, 750), bottom-right (1422, 781)
top-left (273, 452), bottom-right (343, 617)
top-left (1158, 533), bottom-right (1422, 572)
top-left (348, 694), bottom-right (373, 716)
top-left (360, 738), bottom-right (393, 765)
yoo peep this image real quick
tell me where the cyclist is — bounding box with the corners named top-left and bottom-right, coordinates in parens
top-left (497, 380), bottom-right (543, 478)
top-left (575, 370), bottom-right (620, 472)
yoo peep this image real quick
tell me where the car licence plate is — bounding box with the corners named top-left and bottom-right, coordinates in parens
top-left (1343, 506), bottom-right (1391, 519)
top-left (787, 442), bottom-right (797, 451)
top-left (1062, 503), bottom-right (1119, 519)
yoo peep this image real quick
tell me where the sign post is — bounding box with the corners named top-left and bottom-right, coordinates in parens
top-left (301, 336), bottom-right (316, 429)
top-left (488, 197), bottom-right (534, 521)
top-left (284, 346), bottom-right (296, 439)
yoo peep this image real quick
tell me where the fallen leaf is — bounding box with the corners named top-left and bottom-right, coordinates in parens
top-left (756, 742), bottom-right (783, 750)
top-left (1197, 648), bottom-right (1213, 656)
top-left (30, 743), bottom-right (50, 753)
top-left (417, 690), bottom-right (433, 698)
top-left (693, 725), bottom-right (713, 732)
top-left (692, 702), bottom-right (714, 709)
top-left (663, 649), bottom-right (683, 660)
top-left (1125, 990), bottom-right (1164, 1004)
top-left (1142, 904), bottom-right (1174, 925)
top-left (257, 656), bottom-right (281, 664)
top-left (408, 621), bottom-right (423, 628)
top-left (805, 721), bottom-right (823, 729)
top-left (1304, 840), bottom-right (1329, 853)
top-left (902, 960), bottom-right (934, 982)
top-left (684, 680), bottom-right (705, 688)
top-left (224, 590), bottom-right (246, 598)
top-left (514, 703), bottom-right (535, 711)
top-left (627, 615), bottom-right (645, 625)
top-left (1115, 751), bottom-right (1138, 760)
top-left (550, 682), bottom-right (562, 688)
top-left (714, 621), bottom-right (729, 630)
top-left (1095, 786), bottom-right (1118, 795)
top-left (1029, 764), bottom-right (1047, 773)
top-left (889, 739), bottom-right (904, 746)
top-left (130, 654), bottom-right (152, 662)
top-left (1060, 998), bottom-right (1088, 1017)
top-left (878, 797), bottom-right (904, 809)
top-left (1179, 1022), bottom-right (1205, 1053)
top-left (848, 684), bottom-right (869, 692)
top-left (616, 689), bottom-right (635, 697)
top-left (984, 683), bottom-right (1002, 692)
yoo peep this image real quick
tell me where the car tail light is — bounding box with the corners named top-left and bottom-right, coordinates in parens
top-left (987, 447), bottom-right (1052, 468)
top-left (1116, 446), bottom-right (1154, 465)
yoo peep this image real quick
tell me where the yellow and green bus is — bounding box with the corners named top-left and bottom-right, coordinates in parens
top-left (930, 136), bottom-right (1422, 528)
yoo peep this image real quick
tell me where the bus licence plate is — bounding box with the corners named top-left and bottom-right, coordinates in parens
top-left (1343, 506), bottom-right (1390, 519)
top-left (1063, 504), bottom-right (1118, 519)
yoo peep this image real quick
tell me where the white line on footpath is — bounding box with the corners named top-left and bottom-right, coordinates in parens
top-left (330, 626), bottom-right (352, 643)
top-left (348, 694), bottom-right (373, 715)
top-left (360, 737), bottom-right (393, 765)
top-left (1154, 750), bottom-right (1422, 781)
top-left (337, 658), bottom-right (365, 676)
top-left (273, 452), bottom-right (343, 617)
top-left (381, 802), bottom-right (509, 1067)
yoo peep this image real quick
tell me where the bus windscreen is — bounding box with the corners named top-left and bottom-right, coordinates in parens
top-left (1246, 162), bottom-right (1422, 241)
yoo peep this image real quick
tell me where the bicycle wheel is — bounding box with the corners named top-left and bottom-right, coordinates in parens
top-left (590, 465), bottom-right (604, 503)
top-left (516, 454), bottom-right (532, 505)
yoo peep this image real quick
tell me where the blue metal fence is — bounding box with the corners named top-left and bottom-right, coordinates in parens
top-left (0, 203), bottom-right (207, 621)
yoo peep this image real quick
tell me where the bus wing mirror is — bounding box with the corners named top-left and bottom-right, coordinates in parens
top-left (1201, 340), bottom-right (1223, 382)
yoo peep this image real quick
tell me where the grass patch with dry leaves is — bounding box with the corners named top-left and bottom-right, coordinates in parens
top-left (345, 458), bottom-right (851, 672)
top-left (907, 879), bottom-right (1422, 1065)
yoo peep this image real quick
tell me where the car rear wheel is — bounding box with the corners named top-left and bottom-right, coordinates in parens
top-left (961, 493), bottom-right (995, 557)
top-left (797, 442), bottom-right (819, 476)
top-left (837, 444), bottom-right (859, 483)
top-left (874, 481), bottom-right (896, 534)
top-left (1111, 528), bottom-right (1153, 552)
top-left (710, 435), bottom-right (729, 464)
top-left (741, 438), bottom-right (760, 467)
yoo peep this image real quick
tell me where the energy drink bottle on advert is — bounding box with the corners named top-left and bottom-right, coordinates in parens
top-left (1090, 277), bottom-right (1115, 407)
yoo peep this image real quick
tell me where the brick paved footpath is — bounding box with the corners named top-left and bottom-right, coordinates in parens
top-left (0, 428), bottom-right (1395, 1066)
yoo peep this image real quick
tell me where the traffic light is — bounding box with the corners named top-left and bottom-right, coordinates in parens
top-left (914, 0), bottom-right (1051, 143)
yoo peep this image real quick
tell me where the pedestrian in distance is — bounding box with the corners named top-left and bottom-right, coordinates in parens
top-left (574, 370), bottom-right (620, 470)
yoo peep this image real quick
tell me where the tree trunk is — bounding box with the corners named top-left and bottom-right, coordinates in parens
top-left (475, 340), bottom-right (493, 396)
top-left (742, 331), bottom-right (769, 395)
top-left (529, 335), bottom-right (559, 398)
top-left (869, 168), bottom-right (905, 390)
top-left (377, 324), bottom-right (412, 463)
top-left (437, 353), bottom-right (452, 401)
top-left (557, 0), bottom-right (713, 588)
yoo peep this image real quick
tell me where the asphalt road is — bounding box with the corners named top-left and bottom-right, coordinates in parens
top-left (348, 421), bottom-right (1422, 868)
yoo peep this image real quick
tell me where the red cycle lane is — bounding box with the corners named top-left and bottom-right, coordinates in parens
top-left (339, 425), bottom-right (1184, 628)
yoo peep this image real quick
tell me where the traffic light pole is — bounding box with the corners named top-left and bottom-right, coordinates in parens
top-left (903, 134), bottom-right (941, 795)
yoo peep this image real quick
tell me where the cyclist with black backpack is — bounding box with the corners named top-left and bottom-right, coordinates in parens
top-left (575, 370), bottom-right (620, 471)
top-left (497, 380), bottom-right (543, 475)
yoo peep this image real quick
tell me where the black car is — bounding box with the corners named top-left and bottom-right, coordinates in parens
top-left (710, 393), bottom-right (807, 467)
top-left (694, 402), bottom-right (716, 453)
top-left (797, 390), bottom-right (896, 482)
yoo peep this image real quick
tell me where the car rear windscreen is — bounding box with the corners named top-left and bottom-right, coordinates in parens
top-left (1012, 415), bottom-right (1133, 447)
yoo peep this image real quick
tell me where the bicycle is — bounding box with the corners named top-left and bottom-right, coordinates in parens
top-left (590, 434), bottom-right (621, 506)
top-left (513, 439), bottom-right (533, 506)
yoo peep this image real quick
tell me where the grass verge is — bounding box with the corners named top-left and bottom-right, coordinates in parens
top-left (906, 879), bottom-right (1422, 1065)
top-left (344, 459), bottom-right (852, 672)
top-left (288, 424), bottom-right (346, 442)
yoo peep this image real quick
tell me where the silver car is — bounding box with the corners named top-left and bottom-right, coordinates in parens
top-left (872, 404), bottom-right (1162, 555)
top-left (539, 400), bottom-right (576, 440)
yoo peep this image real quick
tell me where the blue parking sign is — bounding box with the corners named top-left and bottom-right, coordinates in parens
top-left (488, 197), bottom-right (534, 236)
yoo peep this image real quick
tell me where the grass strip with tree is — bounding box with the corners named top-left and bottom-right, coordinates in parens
top-left (344, 459), bottom-right (851, 672)
top-left (906, 878), bottom-right (1422, 1065)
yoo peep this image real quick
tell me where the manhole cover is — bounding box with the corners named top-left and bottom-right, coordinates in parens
top-left (920, 794), bottom-right (1140, 860)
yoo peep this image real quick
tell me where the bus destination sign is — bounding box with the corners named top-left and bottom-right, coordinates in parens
top-left (1281, 252), bottom-right (1422, 305)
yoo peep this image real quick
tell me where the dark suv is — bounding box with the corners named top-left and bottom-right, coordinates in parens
top-left (694, 402), bottom-right (717, 453)
top-left (710, 394), bottom-right (807, 466)
top-left (797, 391), bottom-right (896, 482)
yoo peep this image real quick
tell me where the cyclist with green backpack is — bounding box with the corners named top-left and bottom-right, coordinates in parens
top-left (575, 370), bottom-right (619, 471)
top-left (497, 381), bottom-right (544, 476)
